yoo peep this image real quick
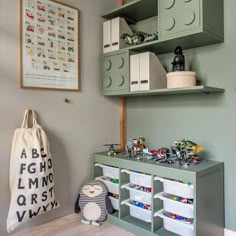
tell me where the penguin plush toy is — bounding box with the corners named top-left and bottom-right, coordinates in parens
top-left (74, 180), bottom-right (114, 226)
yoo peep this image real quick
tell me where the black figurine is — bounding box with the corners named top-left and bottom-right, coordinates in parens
top-left (171, 46), bottom-right (185, 71)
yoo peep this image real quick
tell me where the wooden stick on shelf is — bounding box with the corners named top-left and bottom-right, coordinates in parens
top-left (119, 0), bottom-right (126, 5)
top-left (120, 97), bottom-right (127, 150)
top-left (119, 0), bottom-right (126, 151)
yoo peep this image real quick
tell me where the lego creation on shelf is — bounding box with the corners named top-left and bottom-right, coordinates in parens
top-left (103, 143), bottom-right (120, 156)
top-left (121, 31), bottom-right (158, 46)
top-left (124, 138), bottom-right (204, 167)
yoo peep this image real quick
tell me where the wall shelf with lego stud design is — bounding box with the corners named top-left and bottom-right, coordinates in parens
top-left (103, 85), bottom-right (225, 97)
top-left (102, 0), bottom-right (158, 23)
top-left (102, 0), bottom-right (223, 56)
top-left (102, 0), bottom-right (224, 96)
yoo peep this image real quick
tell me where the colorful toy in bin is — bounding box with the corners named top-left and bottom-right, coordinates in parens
top-left (101, 176), bottom-right (119, 184)
top-left (112, 179), bottom-right (119, 184)
top-left (129, 183), bottom-right (152, 193)
top-left (170, 195), bottom-right (193, 204)
top-left (130, 200), bottom-right (151, 210)
top-left (163, 210), bottom-right (194, 224)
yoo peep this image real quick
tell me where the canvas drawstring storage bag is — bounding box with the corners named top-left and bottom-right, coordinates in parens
top-left (7, 109), bottom-right (59, 232)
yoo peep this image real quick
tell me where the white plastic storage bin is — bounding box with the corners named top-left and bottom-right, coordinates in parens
top-left (95, 163), bottom-right (119, 179)
top-left (95, 177), bottom-right (119, 194)
top-left (121, 183), bottom-right (151, 205)
top-left (121, 169), bottom-right (152, 188)
top-left (109, 196), bottom-right (119, 210)
top-left (155, 210), bottom-right (194, 236)
top-left (154, 176), bottom-right (193, 199)
top-left (154, 192), bottom-right (194, 218)
top-left (121, 200), bottom-right (151, 223)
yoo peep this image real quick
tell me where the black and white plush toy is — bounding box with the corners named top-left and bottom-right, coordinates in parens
top-left (74, 180), bottom-right (114, 226)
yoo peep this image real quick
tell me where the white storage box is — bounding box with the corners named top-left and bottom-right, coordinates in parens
top-left (155, 210), bottom-right (194, 236)
top-left (154, 192), bottom-right (194, 218)
top-left (109, 196), bottom-right (119, 211)
top-left (154, 176), bottom-right (193, 199)
top-left (121, 169), bottom-right (152, 188)
top-left (167, 71), bottom-right (196, 89)
top-left (103, 17), bottom-right (133, 53)
top-left (130, 52), bottom-right (167, 92)
top-left (122, 199), bottom-right (151, 223)
top-left (95, 177), bottom-right (119, 194)
top-left (121, 183), bottom-right (151, 205)
top-left (95, 163), bottom-right (119, 179)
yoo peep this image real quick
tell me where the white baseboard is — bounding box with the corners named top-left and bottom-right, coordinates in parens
top-left (225, 229), bottom-right (236, 236)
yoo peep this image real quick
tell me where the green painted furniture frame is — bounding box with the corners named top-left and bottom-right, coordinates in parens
top-left (94, 152), bottom-right (224, 236)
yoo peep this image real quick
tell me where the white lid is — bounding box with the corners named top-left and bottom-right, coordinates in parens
top-left (167, 71), bottom-right (196, 77)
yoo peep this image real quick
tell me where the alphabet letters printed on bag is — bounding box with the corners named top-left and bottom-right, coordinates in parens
top-left (15, 148), bottom-right (58, 223)
top-left (7, 109), bottom-right (59, 233)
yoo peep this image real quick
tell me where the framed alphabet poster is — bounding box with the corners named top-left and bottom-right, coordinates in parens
top-left (20, 0), bottom-right (80, 91)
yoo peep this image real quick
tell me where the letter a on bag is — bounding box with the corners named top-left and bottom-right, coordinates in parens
top-left (7, 109), bottom-right (60, 232)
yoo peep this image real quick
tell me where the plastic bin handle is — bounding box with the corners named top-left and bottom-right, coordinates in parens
top-left (154, 210), bottom-right (194, 229)
top-left (154, 192), bottom-right (194, 208)
top-left (121, 200), bottom-right (127, 205)
top-left (154, 176), bottom-right (165, 182)
top-left (121, 169), bottom-right (132, 174)
top-left (94, 163), bottom-right (106, 168)
top-left (121, 184), bottom-right (127, 189)
top-left (154, 176), bottom-right (193, 188)
top-left (154, 211), bottom-right (160, 217)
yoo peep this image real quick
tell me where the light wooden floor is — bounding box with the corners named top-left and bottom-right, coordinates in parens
top-left (13, 214), bottom-right (135, 236)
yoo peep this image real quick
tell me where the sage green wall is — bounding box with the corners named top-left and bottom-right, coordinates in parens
top-left (127, 0), bottom-right (236, 232)
top-left (0, 0), bottom-right (119, 235)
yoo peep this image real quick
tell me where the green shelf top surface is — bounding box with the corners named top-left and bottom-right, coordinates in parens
top-left (103, 86), bottom-right (225, 97)
top-left (102, 0), bottom-right (157, 22)
top-left (94, 152), bottom-right (223, 174)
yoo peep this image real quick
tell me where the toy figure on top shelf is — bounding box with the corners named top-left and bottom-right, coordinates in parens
top-left (174, 140), bottom-right (204, 153)
top-left (171, 46), bottom-right (185, 71)
top-left (133, 136), bottom-right (145, 150)
top-left (156, 148), bottom-right (176, 164)
top-left (121, 31), bottom-right (158, 46)
top-left (173, 139), bottom-right (204, 166)
top-left (104, 143), bottom-right (120, 156)
top-left (126, 138), bottom-right (134, 158)
top-left (126, 137), bottom-right (146, 158)
top-left (155, 139), bottom-right (204, 166)
top-left (167, 46), bottom-right (196, 89)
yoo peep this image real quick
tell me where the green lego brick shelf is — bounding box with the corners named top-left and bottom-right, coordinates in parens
top-left (103, 85), bottom-right (225, 97)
